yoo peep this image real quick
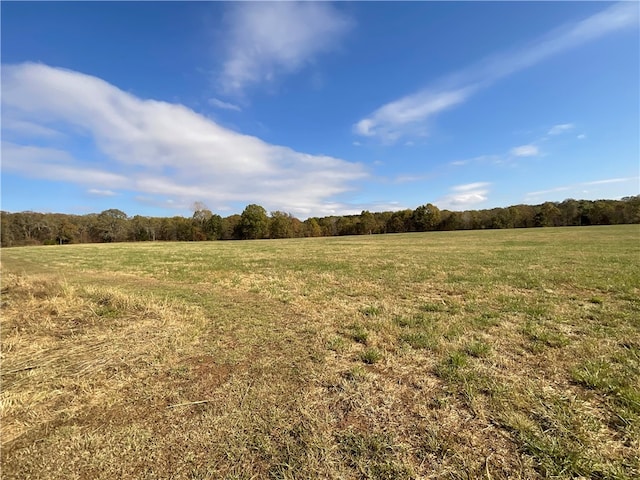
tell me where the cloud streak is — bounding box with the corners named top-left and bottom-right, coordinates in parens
top-left (354, 2), bottom-right (638, 143)
top-left (354, 86), bottom-right (473, 142)
top-left (218, 2), bottom-right (352, 95)
top-left (1, 63), bottom-right (367, 218)
top-left (208, 98), bottom-right (241, 111)
top-left (437, 182), bottom-right (491, 210)
top-left (548, 123), bottom-right (574, 135)
top-left (525, 176), bottom-right (639, 201)
top-left (450, 121), bottom-right (583, 167)
top-left (88, 189), bottom-right (118, 197)
top-left (510, 145), bottom-right (539, 157)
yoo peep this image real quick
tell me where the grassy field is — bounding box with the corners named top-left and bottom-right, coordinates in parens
top-left (1, 225), bottom-right (639, 479)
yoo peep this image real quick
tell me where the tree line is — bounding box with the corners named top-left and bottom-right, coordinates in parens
top-left (1, 196), bottom-right (638, 247)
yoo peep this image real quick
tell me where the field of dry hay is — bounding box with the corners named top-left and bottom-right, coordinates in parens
top-left (1, 225), bottom-right (639, 479)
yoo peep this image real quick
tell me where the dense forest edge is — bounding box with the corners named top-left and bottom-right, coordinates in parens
top-left (1, 196), bottom-right (639, 247)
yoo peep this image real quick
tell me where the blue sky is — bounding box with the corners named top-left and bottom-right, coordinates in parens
top-left (2, 1), bottom-right (638, 219)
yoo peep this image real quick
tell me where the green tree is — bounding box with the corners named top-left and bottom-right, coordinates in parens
top-left (535, 202), bottom-right (562, 227)
top-left (374, 211), bottom-right (392, 234)
top-left (170, 216), bottom-right (192, 241)
top-left (411, 203), bottom-right (441, 231)
top-left (304, 218), bottom-right (322, 237)
top-left (270, 211), bottom-right (294, 239)
top-left (56, 221), bottom-right (78, 244)
top-left (129, 215), bottom-right (158, 242)
top-left (318, 217), bottom-right (339, 236)
top-left (1, 211), bottom-right (15, 247)
top-left (509, 205), bottom-right (536, 228)
top-left (622, 195), bottom-right (640, 223)
top-left (221, 214), bottom-right (242, 240)
top-left (357, 210), bottom-right (376, 235)
top-left (191, 202), bottom-right (213, 241)
top-left (558, 199), bottom-right (580, 226)
top-left (239, 204), bottom-right (269, 240)
top-left (206, 214), bottom-right (223, 240)
top-left (590, 201), bottom-right (615, 225)
top-left (337, 216), bottom-right (358, 236)
top-left (94, 209), bottom-right (128, 242)
top-left (386, 209), bottom-right (413, 233)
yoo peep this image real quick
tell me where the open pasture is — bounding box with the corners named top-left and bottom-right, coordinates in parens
top-left (1, 225), bottom-right (639, 479)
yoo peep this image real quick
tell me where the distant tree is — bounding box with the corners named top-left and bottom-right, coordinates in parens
top-left (1, 195), bottom-right (637, 246)
top-left (558, 199), bottom-right (580, 226)
top-left (374, 211), bottom-right (392, 234)
top-left (438, 210), bottom-right (456, 231)
top-left (291, 217), bottom-right (304, 237)
top-left (206, 214), bottom-right (223, 240)
top-left (171, 216), bottom-right (192, 241)
top-left (1, 211), bottom-right (14, 247)
top-left (357, 210), bottom-right (376, 235)
top-left (130, 215), bottom-right (151, 241)
top-left (590, 201), bottom-right (615, 225)
top-left (622, 195), bottom-right (640, 223)
top-left (192, 209), bottom-right (212, 224)
top-left (458, 211), bottom-right (478, 230)
top-left (318, 217), bottom-right (339, 236)
top-left (504, 207), bottom-right (519, 228)
top-left (158, 216), bottom-right (187, 241)
top-left (486, 209), bottom-right (502, 229)
top-left (56, 221), bottom-right (78, 244)
top-left (386, 209), bottom-right (413, 233)
top-left (304, 218), bottom-right (322, 237)
top-left (337, 216), bottom-right (358, 236)
top-left (220, 214), bottom-right (241, 240)
top-left (94, 209), bottom-right (128, 242)
top-left (412, 203), bottom-right (441, 231)
top-left (239, 204), bottom-right (269, 240)
top-left (190, 202), bottom-right (212, 241)
top-left (510, 205), bottom-right (536, 228)
top-left (270, 211), bottom-right (295, 239)
top-left (535, 202), bottom-right (562, 227)
top-left (191, 202), bottom-right (210, 219)
top-left (10, 212), bottom-right (52, 244)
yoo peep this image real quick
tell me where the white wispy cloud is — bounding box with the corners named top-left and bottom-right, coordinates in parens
top-left (2, 63), bottom-right (367, 218)
top-left (88, 189), bottom-right (117, 197)
top-left (525, 176), bottom-right (639, 201)
top-left (451, 146), bottom-right (539, 167)
top-left (354, 2), bottom-right (638, 143)
top-left (453, 182), bottom-right (491, 192)
top-left (510, 144), bottom-right (539, 157)
top-left (548, 123), bottom-right (574, 135)
top-left (393, 174), bottom-right (429, 184)
top-left (583, 177), bottom-right (637, 186)
top-left (2, 118), bottom-right (63, 138)
top-left (450, 154), bottom-right (503, 167)
top-left (218, 2), bottom-right (353, 95)
top-left (354, 86), bottom-right (473, 143)
top-left (577, 134), bottom-right (587, 140)
top-left (451, 120), bottom-right (584, 167)
top-left (2, 143), bottom-right (130, 187)
top-left (526, 186), bottom-right (572, 197)
top-left (208, 98), bottom-right (241, 111)
top-left (436, 182), bottom-right (491, 210)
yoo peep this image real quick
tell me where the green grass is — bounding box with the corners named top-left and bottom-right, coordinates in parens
top-left (399, 331), bottom-right (438, 350)
top-left (350, 324), bottom-right (370, 344)
top-left (465, 340), bottom-right (491, 358)
top-left (1, 225), bottom-right (639, 479)
top-left (360, 348), bottom-right (383, 365)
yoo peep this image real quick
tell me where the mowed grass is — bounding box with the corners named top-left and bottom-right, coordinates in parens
top-left (1, 225), bottom-right (639, 479)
